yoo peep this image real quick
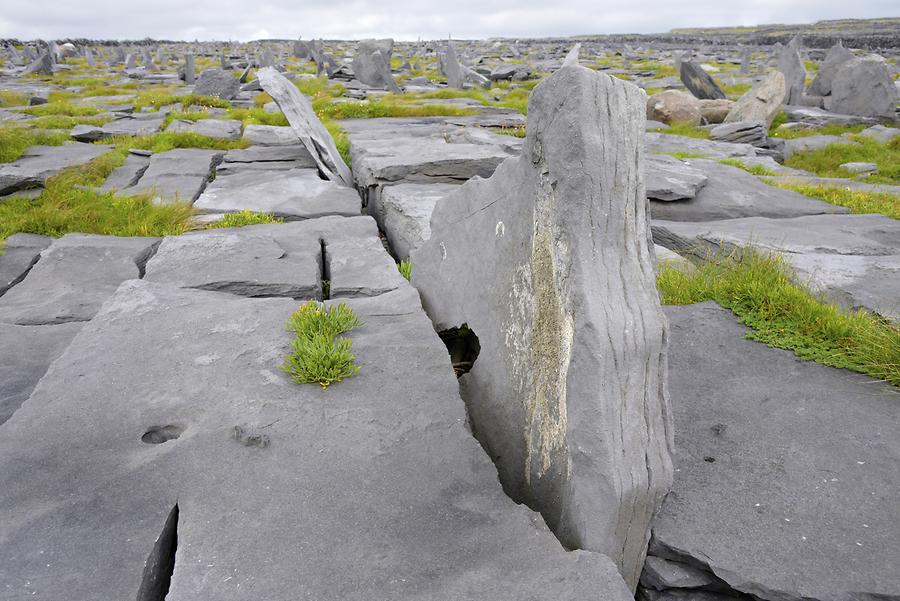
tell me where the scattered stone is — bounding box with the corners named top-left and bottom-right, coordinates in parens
top-left (647, 90), bottom-right (701, 125)
top-left (858, 124), bottom-right (900, 143)
top-left (807, 40), bottom-right (854, 96)
top-left (352, 39), bottom-right (401, 93)
top-left (21, 52), bottom-right (53, 76)
top-left (257, 67), bottom-right (353, 186)
top-left (830, 55), bottom-right (898, 119)
top-left (645, 154), bottom-right (708, 201)
top-left (709, 120), bottom-right (767, 146)
top-left (679, 60), bottom-right (726, 100)
top-left (840, 161), bottom-right (878, 174)
top-left (411, 65), bottom-right (673, 588)
top-left (194, 68), bottom-right (241, 99)
top-left (724, 71), bottom-right (786, 125)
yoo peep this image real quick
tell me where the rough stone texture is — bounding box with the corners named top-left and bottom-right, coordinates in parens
top-left (709, 120), bottom-right (767, 146)
top-left (782, 134), bottom-right (847, 159)
top-left (165, 118), bottom-right (243, 140)
top-left (645, 133), bottom-right (759, 160)
top-left (411, 65), bottom-right (673, 588)
top-left (0, 143), bottom-right (111, 195)
top-left (97, 152), bottom-right (150, 191)
top-left (679, 60), bottom-right (726, 100)
top-left (646, 90), bottom-right (701, 126)
top-left (242, 124), bottom-right (300, 146)
top-left (372, 182), bottom-right (459, 259)
top-left (645, 154), bottom-right (708, 201)
top-left (648, 159), bottom-right (848, 222)
top-left (0, 232), bottom-right (52, 296)
top-left (21, 52), bottom-right (53, 76)
top-left (193, 68), bottom-right (241, 99)
top-left (830, 55), bottom-right (898, 119)
top-left (352, 39), bottom-right (401, 92)
top-left (0, 322), bottom-right (83, 425)
top-left (0, 280), bottom-right (633, 600)
top-left (71, 114), bottom-right (166, 141)
top-left (0, 234), bottom-right (159, 325)
top-left (126, 148), bottom-right (223, 203)
top-left (858, 124), bottom-right (900, 144)
top-left (652, 213), bottom-right (900, 322)
top-left (655, 301), bottom-right (900, 601)
top-left (807, 41), bottom-right (855, 97)
top-left (784, 106), bottom-right (879, 127)
top-left (258, 67), bottom-right (353, 186)
top-left (724, 71), bottom-right (786, 125)
top-left (193, 168), bottom-right (360, 219)
top-left (697, 99), bottom-right (734, 124)
top-left (640, 556), bottom-right (717, 590)
top-left (222, 144), bottom-right (315, 166)
top-left (777, 44), bottom-right (806, 105)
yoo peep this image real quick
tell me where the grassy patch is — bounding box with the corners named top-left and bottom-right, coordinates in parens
top-left (784, 136), bottom-right (899, 184)
top-left (770, 123), bottom-right (868, 140)
top-left (281, 301), bottom-right (364, 388)
top-left (660, 122), bottom-right (711, 139)
top-left (20, 101), bottom-right (101, 117)
top-left (719, 158), bottom-right (776, 176)
top-left (0, 90), bottom-right (28, 107)
top-left (107, 131), bottom-right (249, 154)
top-left (656, 150), bottom-right (707, 160)
top-left (0, 151), bottom-right (194, 243)
top-left (226, 107), bottom-right (289, 127)
top-left (312, 97), bottom-right (477, 120)
top-left (206, 210), bottom-right (284, 228)
top-left (133, 92), bottom-right (231, 111)
top-left (27, 114), bottom-right (114, 129)
top-left (722, 82), bottom-right (752, 98)
top-left (323, 120), bottom-right (351, 166)
top-left (767, 181), bottom-right (900, 219)
top-left (0, 124), bottom-right (70, 163)
top-left (658, 247), bottom-right (900, 386)
top-left (494, 125), bottom-right (526, 138)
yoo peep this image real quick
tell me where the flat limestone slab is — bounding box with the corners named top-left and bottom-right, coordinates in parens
top-left (650, 160), bottom-right (848, 221)
top-left (645, 154), bottom-right (708, 201)
top-left (97, 152), bottom-right (150, 192)
top-left (0, 232), bottom-right (52, 295)
top-left (0, 234), bottom-right (159, 325)
top-left (241, 124), bottom-right (299, 146)
top-left (146, 217), bottom-right (406, 300)
top-left (374, 182), bottom-right (460, 258)
top-left (193, 168), bottom-right (360, 219)
top-left (652, 213), bottom-right (900, 322)
top-left (165, 118), bottom-right (243, 140)
top-left (0, 143), bottom-right (111, 195)
top-left (126, 148), bottom-right (224, 204)
top-left (0, 322), bottom-right (83, 425)
top-left (653, 301), bottom-right (900, 601)
top-left (0, 280), bottom-right (633, 600)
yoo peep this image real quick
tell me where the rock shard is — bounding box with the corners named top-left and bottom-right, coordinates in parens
top-left (257, 67), bottom-right (353, 186)
top-left (411, 64), bottom-right (674, 589)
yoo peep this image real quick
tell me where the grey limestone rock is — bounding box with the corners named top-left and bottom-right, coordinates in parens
top-left (807, 40), bottom-right (854, 97)
top-left (125, 148), bottom-right (223, 204)
top-left (724, 71), bottom-right (786, 125)
top-left (411, 64), bottom-right (673, 588)
top-left (645, 154), bottom-right (708, 201)
top-left (0, 233), bottom-right (53, 296)
top-left (679, 60), bottom-right (726, 100)
top-left (777, 44), bottom-right (807, 105)
top-left (352, 39), bottom-right (401, 93)
top-left (0, 143), bottom-right (112, 195)
top-left (831, 55), bottom-right (898, 119)
top-left (194, 68), bottom-right (240, 99)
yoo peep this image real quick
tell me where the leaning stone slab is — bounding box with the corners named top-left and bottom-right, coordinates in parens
top-left (0, 322), bottom-right (82, 425)
top-left (777, 44), bottom-right (806, 105)
top-left (649, 159), bottom-right (848, 221)
top-left (724, 71), bottom-right (785, 125)
top-left (654, 301), bottom-right (900, 601)
top-left (0, 233), bottom-right (159, 325)
top-left (257, 67), bottom-right (352, 186)
top-left (830, 55), bottom-right (898, 120)
top-left (411, 64), bottom-right (673, 588)
top-left (0, 232), bottom-right (52, 296)
top-left (126, 148), bottom-right (223, 204)
top-left (0, 143), bottom-right (111, 195)
top-left (193, 168), bottom-right (359, 219)
top-left (652, 213), bottom-right (900, 321)
top-left (0, 280), bottom-right (633, 600)
top-left (679, 60), bottom-right (726, 100)
top-left (165, 118), bottom-right (242, 140)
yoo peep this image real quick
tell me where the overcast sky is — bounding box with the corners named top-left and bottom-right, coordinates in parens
top-left (0, 0), bottom-right (896, 41)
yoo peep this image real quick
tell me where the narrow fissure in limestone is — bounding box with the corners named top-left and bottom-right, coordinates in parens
top-left (319, 238), bottom-right (330, 300)
top-left (135, 504), bottom-right (179, 601)
top-left (438, 324), bottom-right (481, 377)
top-left (135, 240), bottom-right (162, 279)
top-left (0, 254), bottom-right (41, 299)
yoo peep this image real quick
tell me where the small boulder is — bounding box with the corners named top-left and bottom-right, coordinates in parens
top-left (724, 71), bottom-right (786, 126)
top-left (647, 90), bottom-right (701, 125)
top-left (194, 68), bottom-right (240, 100)
top-left (831, 55), bottom-right (898, 119)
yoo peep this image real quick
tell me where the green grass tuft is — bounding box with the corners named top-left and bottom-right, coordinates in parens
top-left (207, 211), bottom-right (284, 228)
top-left (769, 123), bottom-right (868, 140)
top-left (323, 120), bottom-right (351, 166)
top-left (766, 181), bottom-right (900, 219)
top-left (719, 158), bottom-right (776, 176)
top-left (106, 131), bottom-right (249, 154)
top-left (783, 136), bottom-right (899, 185)
top-left (657, 247), bottom-right (900, 386)
top-left (0, 90), bottom-right (28, 107)
top-left (398, 258), bottom-right (412, 280)
top-left (281, 301), bottom-right (364, 388)
top-left (659, 122), bottom-right (711, 139)
top-left (0, 124), bottom-right (71, 163)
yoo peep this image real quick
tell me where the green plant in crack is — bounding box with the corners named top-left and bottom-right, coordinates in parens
top-left (281, 301), bottom-right (364, 388)
top-left (397, 258), bottom-right (412, 280)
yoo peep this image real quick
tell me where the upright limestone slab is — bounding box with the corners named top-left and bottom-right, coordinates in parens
top-left (411, 65), bottom-right (674, 588)
top-left (257, 67), bottom-right (352, 186)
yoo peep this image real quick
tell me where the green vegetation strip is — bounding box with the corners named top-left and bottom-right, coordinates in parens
top-left (657, 248), bottom-right (900, 386)
top-left (281, 301), bottom-right (364, 388)
top-left (766, 181), bottom-right (900, 220)
top-left (207, 211), bottom-right (284, 228)
top-left (719, 158), bottom-right (775, 176)
top-left (783, 136), bottom-right (899, 185)
top-left (0, 124), bottom-right (69, 163)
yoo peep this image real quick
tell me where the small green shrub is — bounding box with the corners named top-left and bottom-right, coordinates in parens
top-left (281, 301), bottom-right (364, 388)
top-left (657, 247), bottom-right (900, 386)
top-left (206, 210), bottom-right (284, 228)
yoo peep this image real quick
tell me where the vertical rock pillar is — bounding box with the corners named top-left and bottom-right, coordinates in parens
top-left (410, 64), bottom-right (674, 589)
